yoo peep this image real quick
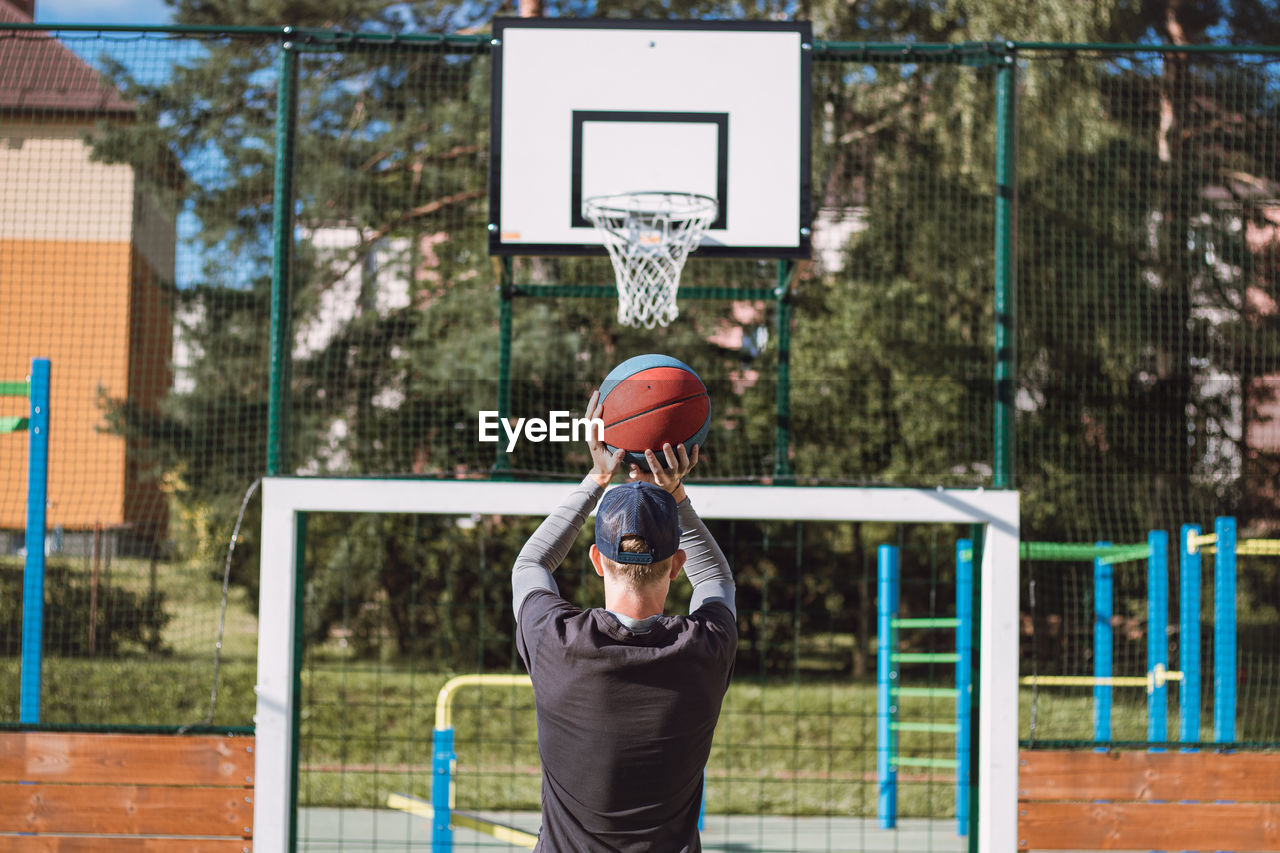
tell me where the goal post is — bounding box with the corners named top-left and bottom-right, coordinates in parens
top-left (254, 477), bottom-right (1020, 852)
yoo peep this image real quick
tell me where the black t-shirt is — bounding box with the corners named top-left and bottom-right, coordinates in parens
top-left (516, 589), bottom-right (737, 852)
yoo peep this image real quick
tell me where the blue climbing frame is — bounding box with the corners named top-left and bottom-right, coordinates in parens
top-left (877, 539), bottom-right (973, 835)
top-left (1089, 522), bottom-right (1238, 745)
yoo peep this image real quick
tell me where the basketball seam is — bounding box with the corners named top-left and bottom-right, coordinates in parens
top-left (603, 391), bottom-right (709, 431)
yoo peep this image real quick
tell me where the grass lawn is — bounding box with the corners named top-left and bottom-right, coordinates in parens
top-left (290, 661), bottom-right (1158, 817)
top-left (0, 553), bottom-right (258, 726)
top-left (295, 669), bottom-right (946, 817)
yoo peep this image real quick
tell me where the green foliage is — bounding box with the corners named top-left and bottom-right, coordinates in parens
top-left (1013, 49), bottom-right (1280, 540)
top-left (0, 658), bottom-right (256, 728)
top-left (301, 513), bottom-right (541, 666)
top-left (0, 561), bottom-right (169, 658)
top-left (296, 512), bottom-right (963, 680)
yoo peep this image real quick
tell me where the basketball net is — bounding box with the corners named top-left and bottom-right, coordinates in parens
top-left (583, 192), bottom-right (718, 329)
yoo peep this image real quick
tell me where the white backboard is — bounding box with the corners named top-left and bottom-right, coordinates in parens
top-left (489, 18), bottom-right (812, 258)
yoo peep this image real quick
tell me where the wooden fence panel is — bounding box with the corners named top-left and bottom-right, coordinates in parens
top-left (1019, 749), bottom-right (1280, 801)
top-left (0, 732), bottom-right (255, 851)
top-left (0, 733), bottom-right (254, 786)
top-left (1019, 750), bottom-right (1280, 851)
top-left (1019, 801), bottom-right (1280, 850)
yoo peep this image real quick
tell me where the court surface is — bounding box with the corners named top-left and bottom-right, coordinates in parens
top-left (298, 809), bottom-right (968, 852)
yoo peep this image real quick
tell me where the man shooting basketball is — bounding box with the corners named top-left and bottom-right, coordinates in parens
top-left (511, 390), bottom-right (737, 852)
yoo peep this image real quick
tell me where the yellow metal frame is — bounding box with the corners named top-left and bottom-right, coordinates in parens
top-left (390, 674), bottom-right (537, 848)
top-left (1184, 530), bottom-right (1280, 556)
top-left (388, 792), bottom-right (539, 849)
top-left (435, 673), bottom-right (532, 730)
top-left (1020, 663), bottom-right (1183, 695)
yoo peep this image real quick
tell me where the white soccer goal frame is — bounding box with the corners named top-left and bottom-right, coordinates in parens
top-left (254, 478), bottom-right (1020, 851)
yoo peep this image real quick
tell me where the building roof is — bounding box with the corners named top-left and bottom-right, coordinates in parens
top-left (0, 0), bottom-right (136, 115)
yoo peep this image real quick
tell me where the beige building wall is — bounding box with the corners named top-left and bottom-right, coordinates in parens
top-left (0, 118), bottom-right (173, 533)
top-left (0, 121), bottom-right (135, 242)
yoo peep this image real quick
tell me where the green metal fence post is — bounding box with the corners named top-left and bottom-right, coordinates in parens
top-left (992, 44), bottom-right (1018, 490)
top-left (774, 259), bottom-right (795, 483)
top-left (494, 257), bottom-right (514, 478)
top-left (268, 35), bottom-right (299, 476)
top-left (289, 509), bottom-right (307, 853)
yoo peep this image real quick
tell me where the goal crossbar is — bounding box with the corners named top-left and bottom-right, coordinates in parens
top-left (254, 477), bottom-right (1020, 851)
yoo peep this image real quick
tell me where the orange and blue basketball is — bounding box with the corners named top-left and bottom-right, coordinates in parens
top-left (599, 354), bottom-right (710, 471)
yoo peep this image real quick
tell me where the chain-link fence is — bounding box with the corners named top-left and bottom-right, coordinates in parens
top-left (2, 24), bottom-right (1278, 748)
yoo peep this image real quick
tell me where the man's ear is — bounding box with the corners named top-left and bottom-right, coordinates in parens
top-left (669, 548), bottom-right (687, 581)
top-left (589, 543), bottom-right (606, 577)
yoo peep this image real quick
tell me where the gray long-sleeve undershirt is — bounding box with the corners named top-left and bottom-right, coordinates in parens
top-left (511, 475), bottom-right (736, 620)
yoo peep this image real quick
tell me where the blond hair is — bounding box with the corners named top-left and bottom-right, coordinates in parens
top-left (601, 535), bottom-right (673, 590)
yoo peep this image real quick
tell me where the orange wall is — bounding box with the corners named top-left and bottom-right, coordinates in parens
top-left (1, 119), bottom-right (175, 537)
top-left (0, 239), bottom-right (141, 530)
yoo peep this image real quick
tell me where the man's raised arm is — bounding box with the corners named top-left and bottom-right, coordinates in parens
top-left (511, 475), bottom-right (603, 619)
top-left (677, 497), bottom-right (735, 617)
top-left (512, 389), bottom-right (625, 620)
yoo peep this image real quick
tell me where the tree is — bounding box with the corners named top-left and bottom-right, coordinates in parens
top-left (95, 0), bottom-right (797, 662)
top-left (90, 0), bottom-right (1280, 670)
top-left (1009, 2), bottom-right (1280, 540)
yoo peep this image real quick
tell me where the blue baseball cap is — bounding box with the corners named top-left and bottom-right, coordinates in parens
top-left (595, 481), bottom-right (682, 565)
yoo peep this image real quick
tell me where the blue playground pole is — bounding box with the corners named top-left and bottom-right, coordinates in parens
top-left (1093, 542), bottom-right (1113, 743)
top-left (1146, 530), bottom-right (1168, 745)
top-left (20, 358), bottom-right (50, 725)
top-left (431, 726), bottom-right (455, 852)
top-left (1213, 517), bottom-right (1237, 743)
top-left (877, 544), bottom-right (899, 829)
top-left (954, 539), bottom-right (972, 837)
top-left (1179, 524), bottom-right (1201, 744)
top-left (698, 770), bottom-right (706, 831)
